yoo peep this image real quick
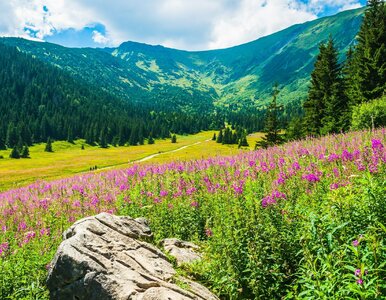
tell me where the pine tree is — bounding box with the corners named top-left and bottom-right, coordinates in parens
top-left (148, 135), bottom-right (155, 145)
top-left (99, 128), bottom-right (108, 148)
top-left (303, 37), bottom-right (347, 135)
top-left (238, 134), bottom-right (249, 148)
top-left (171, 134), bottom-right (177, 143)
top-left (320, 37), bottom-right (348, 134)
top-left (285, 117), bottom-right (304, 141)
top-left (21, 145), bottom-right (30, 158)
top-left (9, 147), bottom-right (20, 159)
top-left (216, 130), bottom-right (223, 143)
top-left (45, 137), bottom-right (53, 152)
top-left (67, 127), bottom-right (74, 143)
top-left (0, 138), bottom-right (6, 150)
top-left (5, 123), bottom-right (18, 148)
top-left (256, 84), bottom-right (283, 149)
top-left (351, 0), bottom-right (386, 102)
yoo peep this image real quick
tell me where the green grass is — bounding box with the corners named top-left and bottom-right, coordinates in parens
top-left (0, 131), bottom-right (261, 191)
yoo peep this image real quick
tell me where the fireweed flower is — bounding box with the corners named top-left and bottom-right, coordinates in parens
top-left (352, 240), bottom-right (359, 247)
top-left (330, 183), bottom-right (340, 190)
top-left (0, 242), bottom-right (9, 255)
top-left (302, 173), bottom-right (320, 183)
top-left (354, 269), bottom-right (361, 277)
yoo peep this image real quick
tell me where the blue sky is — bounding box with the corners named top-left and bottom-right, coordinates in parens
top-left (0, 0), bottom-right (367, 50)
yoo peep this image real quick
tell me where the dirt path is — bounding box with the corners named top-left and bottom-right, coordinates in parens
top-left (133, 139), bottom-right (210, 163)
top-left (95, 139), bottom-right (211, 172)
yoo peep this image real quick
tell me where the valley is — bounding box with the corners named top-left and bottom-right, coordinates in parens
top-left (0, 131), bottom-right (264, 191)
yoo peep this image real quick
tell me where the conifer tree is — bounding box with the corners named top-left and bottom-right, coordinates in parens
top-left (212, 133), bottom-right (217, 141)
top-left (171, 134), bottom-right (177, 143)
top-left (0, 138), bottom-right (6, 150)
top-left (45, 137), bottom-right (53, 152)
top-left (351, 0), bottom-right (386, 102)
top-left (303, 37), bottom-right (347, 135)
top-left (10, 147), bottom-right (20, 159)
top-left (5, 123), bottom-right (18, 148)
top-left (99, 128), bottom-right (108, 148)
top-left (216, 130), bottom-right (223, 143)
top-left (148, 135), bottom-right (155, 145)
top-left (256, 83), bottom-right (283, 149)
top-left (21, 145), bottom-right (30, 158)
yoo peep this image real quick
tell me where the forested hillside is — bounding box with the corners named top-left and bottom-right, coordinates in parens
top-left (0, 44), bottom-right (218, 147)
top-left (0, 8), bottom-right (364, 115)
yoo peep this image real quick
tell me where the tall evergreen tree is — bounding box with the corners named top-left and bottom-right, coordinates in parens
top-left (9, 147), bottom-right (20, 159)
top-left (171, 134), bottom-right (177, 143)
top-left (21, 145), bottom-right (30, 158)
top-left (303, 37), bottom-right (347, 135)
top-left (0, 138), bottom-right (6, 150)
top-left (45, 137), bottom-right (53, 152)
top-left (351, 0), bottom-right (386, 102)
top-left (5, 123), bottom-right (18, 148)
top-left (216, 130), bottom-right (223, 143)
top-left (256, 83), bottom-right (283, 149)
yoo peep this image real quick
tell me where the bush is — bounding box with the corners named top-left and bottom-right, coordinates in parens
top-left (351, 97), bottom-right (386, 130)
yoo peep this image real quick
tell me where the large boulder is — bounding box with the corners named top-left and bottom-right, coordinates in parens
top-left (46, 213), bottom-right (218, 300)
top-left (161, 238), bottom-right (202, 266)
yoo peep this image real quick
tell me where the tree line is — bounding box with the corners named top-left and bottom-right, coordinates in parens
top-left (259, 0), bottom-right (385, 147)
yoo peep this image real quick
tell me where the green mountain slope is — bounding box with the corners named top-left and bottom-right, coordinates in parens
top-left (0, 8), bottom-right (364, 115)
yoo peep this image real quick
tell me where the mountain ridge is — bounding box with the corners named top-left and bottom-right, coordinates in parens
top-left (0, 7), bottom-right (365, 115)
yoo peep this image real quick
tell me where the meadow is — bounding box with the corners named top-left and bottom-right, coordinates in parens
top-left (0, 131), bottom-right (264, 192)
top-left (0, 129), bottom-right (385, 299)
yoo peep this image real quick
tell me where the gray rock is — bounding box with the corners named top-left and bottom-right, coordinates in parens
top-left (162, 238), bottom-right (202, 266)
top-left (47, 213), bottom-right (218, 300)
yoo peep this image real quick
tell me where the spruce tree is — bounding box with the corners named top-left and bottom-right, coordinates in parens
top-left (148, 135), bottom-right (155, 145)
top-left (10, 147), bottom-right (20, 159)
top-left (303, 37), bottom-right (347, 135)
top-left (45, 137), bottom-right (53, 152)
top-left (171, 134), bottom-right (177, 143)
top-left (0, 138), bottom-right (6, 150)
top-left (212, 133), bottom-right (217, 141)
top-left (256, 83), bottom-right (283, 149)
top-left (5, 123), bottom-right (18, 148)
top-left (351, 0), bottom-right (386, 102)
top-left (99, 128), bottom-right (108, 148)
top-left (216, 130), bottom-right (223, 143)
top-left (21, 145), bottom-right (30, 158)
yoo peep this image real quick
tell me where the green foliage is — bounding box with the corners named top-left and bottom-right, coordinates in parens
top-left (148, 135), bottom-right (155, 145)
top-left (171, 134), bottom-right (177, 143)
top-left (303, 37), bottom-right (348, 136)
top-left (351, 97), bottom-right (386, 130)
top-left (256, 84), bottom-right (284, 149)
top-left (21, 146), bottom-right (30, 159)
top-left (349, 0), bottom-right (386, 103)
top-left (0, 8), bottom-right (365, 136)
top-left (9, 147), bottom-right (20, 159)
top-left (44, 138), bottom-right (53, 153)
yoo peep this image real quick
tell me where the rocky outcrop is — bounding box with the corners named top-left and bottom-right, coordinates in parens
top-left (46, 213), bottom-right (218, 300)
top-left (162, 238), bottom-right (202, 266)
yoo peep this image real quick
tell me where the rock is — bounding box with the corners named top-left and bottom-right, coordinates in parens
top-left (47, 213), bottom-right (218, 300)
top-left (162, 238), bottom-right (202, 266)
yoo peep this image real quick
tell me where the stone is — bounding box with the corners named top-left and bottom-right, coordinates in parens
top-left (161, 238), bottom-right (202, 266)
top-left (47, 213), bottom-right (218, 300)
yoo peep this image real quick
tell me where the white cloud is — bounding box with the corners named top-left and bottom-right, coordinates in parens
top-left (0, 0), bottom-right (364, 50)
top-left (92, 30), bottom-right (109, 44)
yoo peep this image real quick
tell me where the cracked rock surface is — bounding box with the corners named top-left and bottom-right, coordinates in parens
top-left (162, 238), bottom-right (202, 266)
top-left (46, 213), bottom-right (218, 300)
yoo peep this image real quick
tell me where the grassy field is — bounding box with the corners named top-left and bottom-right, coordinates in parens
top-left (0, 131), bottom-right (264, 191)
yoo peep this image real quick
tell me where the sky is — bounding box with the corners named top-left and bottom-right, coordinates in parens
top-left (0, 0), bottom-right (367, 50)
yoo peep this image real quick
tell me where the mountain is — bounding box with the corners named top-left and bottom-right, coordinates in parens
top-left (0, 43), bottom-right (216, 147)
top-left (0, 8), bottom-right (364, 117)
